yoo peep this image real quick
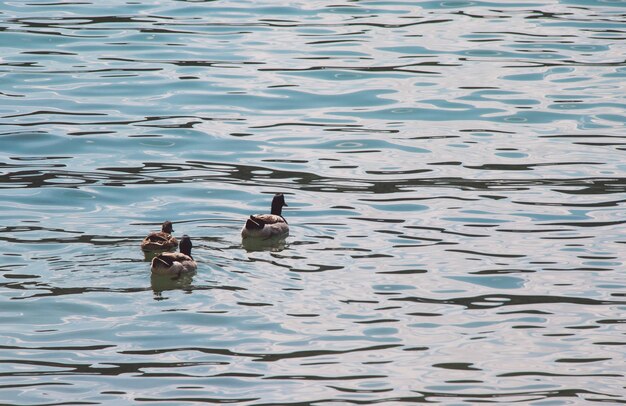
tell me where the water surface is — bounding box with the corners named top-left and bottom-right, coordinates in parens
top-left (1, 0), bottom-right (625, 404)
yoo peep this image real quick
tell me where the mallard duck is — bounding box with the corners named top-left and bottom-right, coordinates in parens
top-left (151, 234), bottom-right (197, 275)
top-left (241, 193), bottom-right (289, 239)
top-left (141, 221), bottom-right (178, 252)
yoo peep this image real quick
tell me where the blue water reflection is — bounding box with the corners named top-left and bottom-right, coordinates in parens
top-left (0, 0), bottom-right (625, 404)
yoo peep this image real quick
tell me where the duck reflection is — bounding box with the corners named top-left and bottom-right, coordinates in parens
top-left (241, 235), bottom-right (288, 252)
top-left (143, 250), bottom-right (158, 262)
top-left (150, 272), bottom-right (195, 299)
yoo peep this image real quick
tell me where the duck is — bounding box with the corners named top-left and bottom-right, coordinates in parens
top-left (241, 193), bottom-right (289, 239)
top-left (151, 234), bottom-right (197, 275)
top-left (141, 220), bottom-right (178, 252)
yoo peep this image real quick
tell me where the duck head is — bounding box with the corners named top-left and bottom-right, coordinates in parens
top-left (270, 193), bottom-right (288, 216)
top-left (161, 221), bottom-right (174, 234)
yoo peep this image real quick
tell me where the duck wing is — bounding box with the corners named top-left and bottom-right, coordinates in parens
top-left (250, 214), bottom-right (287, 225)
top-left (145, 232), bottom-right (170, 243)
top-left (142, 232), bottom-right (178, 251)
top-left (152, 252), bottom-right (195, 272)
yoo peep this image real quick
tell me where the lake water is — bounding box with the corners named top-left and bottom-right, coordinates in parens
top-left (1, 0), bottom-right (625, 404)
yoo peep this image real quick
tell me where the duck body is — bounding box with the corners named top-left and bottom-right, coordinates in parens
top-left (141, 221), bottom-right (178, 252)
top-left (151, 252), bottom-right (197, 275)
top-left (151, 235), bottom-right (197, 275)
top-left (242, 214), bottom-right (289, 239)
top-left (241, 194), bottom-right (289, 240)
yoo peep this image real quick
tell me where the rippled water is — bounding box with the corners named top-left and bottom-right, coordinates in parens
top-left (1, 0), bottom-right (625, 404)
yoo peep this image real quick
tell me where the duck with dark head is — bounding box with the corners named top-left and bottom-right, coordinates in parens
top-left (241, 193), bottom-right (289, 239)
top-left (151, 234), bottom-right (197, 276)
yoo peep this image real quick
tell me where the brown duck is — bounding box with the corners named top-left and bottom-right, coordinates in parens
top-left (141, 221), bottom-right (178, 252)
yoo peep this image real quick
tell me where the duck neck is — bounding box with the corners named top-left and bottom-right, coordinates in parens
top-left (271, 202), bottom-right (282, 216)
top-left (180, 245), bottom-right (192, 258)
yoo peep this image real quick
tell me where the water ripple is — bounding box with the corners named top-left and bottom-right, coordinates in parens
top-left (1, 0), bottom-right (625, 404)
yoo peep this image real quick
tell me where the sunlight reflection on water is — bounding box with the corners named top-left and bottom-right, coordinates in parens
top-left (0, 0), bottom-right (625, 404)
